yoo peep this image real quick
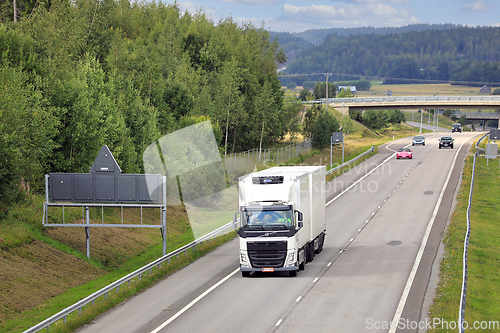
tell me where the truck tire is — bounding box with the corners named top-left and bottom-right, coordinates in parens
top-left (306, 242), bottom-right (314, 262)
top-left (242, 271), bottom-right (250, 277)
top-left (289, 270), bottom-right (297, 277)
top-left (315, 233), bottom-right (324, 254)
top-left (298, 249), bottom-right (305, 270)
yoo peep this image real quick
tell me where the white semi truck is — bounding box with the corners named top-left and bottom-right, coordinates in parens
top-left (233, 166), bottom-right (326, 277)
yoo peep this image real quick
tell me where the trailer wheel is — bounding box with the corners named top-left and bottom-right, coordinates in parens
top-left (242, 271), bottom-right (250, 277)
top-left (315, 233), bottom-right (324, 254)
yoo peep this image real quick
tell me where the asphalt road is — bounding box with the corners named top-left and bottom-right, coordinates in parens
top-left (78, 131), bottom-right (480, 333)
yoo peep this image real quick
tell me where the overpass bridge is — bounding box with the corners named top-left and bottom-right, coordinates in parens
top-left (304, 95), bottom-right (500, 128)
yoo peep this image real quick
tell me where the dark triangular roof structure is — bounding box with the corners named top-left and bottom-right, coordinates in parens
top-left (89, 145), bottom-right (122, 173)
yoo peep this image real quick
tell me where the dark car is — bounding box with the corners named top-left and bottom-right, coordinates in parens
top-left (439, 136), bottom-right (454, 149)
top-left (452, 123), bottom-right (461, 133)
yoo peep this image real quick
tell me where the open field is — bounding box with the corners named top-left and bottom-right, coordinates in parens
top-left (286, 83), bottom-right (492, 97)
top-left (357, 83), bottom-right (487, 96)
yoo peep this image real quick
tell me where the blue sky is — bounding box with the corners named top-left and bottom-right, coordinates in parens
top-left (174, 0), bottom-right (499, 33)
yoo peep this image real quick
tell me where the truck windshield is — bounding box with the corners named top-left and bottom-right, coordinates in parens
top-left (243, 207), bottom-right (293, 228)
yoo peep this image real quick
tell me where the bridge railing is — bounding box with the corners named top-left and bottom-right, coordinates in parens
top-left (303, 95), bottom-right (500, 105)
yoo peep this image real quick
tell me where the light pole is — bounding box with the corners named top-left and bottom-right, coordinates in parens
top-left (420, 110), bottom-right (423, 133)
top-left (324, 73), bottom-right (332, 111)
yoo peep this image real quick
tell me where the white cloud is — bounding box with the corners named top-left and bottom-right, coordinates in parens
top-left (333, 0), bottom-right (411, 4)
top-left (218, 0), bottom-right (276, 4)
top-left (278, 3), bottom-right (419, 29)
top-left (178, 0), bottom-right (218, 19)
top-left (460, 0), bottom-right (493, 12)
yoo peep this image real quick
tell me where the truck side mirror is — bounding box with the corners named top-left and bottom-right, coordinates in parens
top-left (295, 210), bottom-right (303, 222)
top-left (233, 210), bottom-right (239, 231)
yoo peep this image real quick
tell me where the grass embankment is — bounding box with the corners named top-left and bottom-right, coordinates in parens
top-left (0, 195), bottom-right (234, 333)
top-left (428, 148), bottom-right (500, 332)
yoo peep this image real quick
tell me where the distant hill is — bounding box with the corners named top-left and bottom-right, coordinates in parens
top-left (273, 24), bottom-right (500, 88)
top-left (270, 23), bottom-right (461, 46)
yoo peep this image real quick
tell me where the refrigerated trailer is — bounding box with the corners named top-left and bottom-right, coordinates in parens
top-left (233, 166), bottom-right (326, 277)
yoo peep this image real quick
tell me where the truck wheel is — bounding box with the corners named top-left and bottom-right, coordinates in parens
top-left (299, 250), bottom-right (305, 270)
top-left (242, 271), bottom-right (250, 277)
top-left (306, 243), bottom-right (314, 262)
top-left (315, 233), bottom-right (324, 254)
top-left (289, 270), bottom-right (297, 277)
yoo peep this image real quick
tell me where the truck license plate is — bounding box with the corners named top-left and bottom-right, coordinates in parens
top-left (262, 268), bottom-right (274, 272)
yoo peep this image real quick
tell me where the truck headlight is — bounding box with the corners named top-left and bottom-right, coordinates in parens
top-left (240, 252), bottom-right (249, 265)
top-left (285, 252), bottom-right (295, 266)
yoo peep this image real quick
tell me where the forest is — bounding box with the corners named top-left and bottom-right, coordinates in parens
top-left (0, 0), bottom-right (304, 216)
top-left (279, 25), bottom-right (500, 87)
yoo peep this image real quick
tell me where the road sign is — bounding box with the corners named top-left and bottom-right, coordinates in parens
top-left (332, 132), bottom-right (343, 143)
top-left (490, 129), bottom-right (500, 140)
top-left (486, 143), bottom-right (498, 159)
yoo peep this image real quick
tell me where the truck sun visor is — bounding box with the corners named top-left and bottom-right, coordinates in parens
top-left (252, 176), bottom-right (284, 184)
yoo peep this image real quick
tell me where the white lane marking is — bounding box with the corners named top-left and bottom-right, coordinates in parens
top-left (313, 278), bottom-right (319, 283)
top-left (295, 296), bottom-right (302, 302)
top-left (326, 143), bottom-right (410, 206)
top-left (276, 319), bottom-right (283, 326)
top-left (388, 136), bottom-right (473, 333)
top-left (327, 262), bottom-right (332, 267)
top-left (386, 138), bottom-right (408, 152)
top-left (150, 268), bottom-right (240, 333)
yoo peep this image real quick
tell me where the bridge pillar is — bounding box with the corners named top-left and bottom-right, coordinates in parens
top-left (340, 105), bottom-right (349, 116)
top-left (498, 113), bottom-right (500, 129)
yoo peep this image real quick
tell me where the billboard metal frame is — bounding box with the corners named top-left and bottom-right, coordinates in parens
top-left (42, 174), bottom-right (167, 258)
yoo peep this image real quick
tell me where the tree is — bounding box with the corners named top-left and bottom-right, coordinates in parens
top-left (313, 81), bottom-right (336, 99)
top-left (362, 110), bottom-right (390, 131)
top-left (493, 88), bottom-right (500, 95)
top-left (298, 87), bottom-right (313, 101)
top-left (311, 109), bottom-right (340, 149)
top-left (459, 115), bottom-right (467, 127)
top-left (337, 87), bottom-right (354, 98)
top-left (303, 105), bottom-right (320, 138)
top-left (442, 109), bottom-right (453, 118)
top-left (387, 110), bottom-right (405, 124)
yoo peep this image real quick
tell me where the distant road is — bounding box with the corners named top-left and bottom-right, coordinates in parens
top-left (407, 121), bottom-right (451, 132)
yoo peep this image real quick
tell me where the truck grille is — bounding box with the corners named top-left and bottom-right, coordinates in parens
top-left (247, 241), bottom-right (287, 268)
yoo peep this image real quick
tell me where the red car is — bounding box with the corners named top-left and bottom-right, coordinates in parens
top-left (396, 147), bottom-right (413, 159)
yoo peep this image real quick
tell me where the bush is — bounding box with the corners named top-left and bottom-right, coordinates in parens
top-left (311, 110), bottom-right (340, 149)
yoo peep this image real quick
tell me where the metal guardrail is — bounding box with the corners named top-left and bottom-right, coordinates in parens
top-left (23, 221), bottom-right (234, 333)
top-left (458, 132), bottom-right (488, 332)
top-left (326, 145), bottom-right (375, 176)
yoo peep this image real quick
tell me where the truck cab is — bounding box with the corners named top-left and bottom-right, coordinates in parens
top-left (233, 166), bottom-right (326, 277)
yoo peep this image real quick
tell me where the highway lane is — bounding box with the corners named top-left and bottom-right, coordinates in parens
top-left (78, 131), bottom-right (479, 333)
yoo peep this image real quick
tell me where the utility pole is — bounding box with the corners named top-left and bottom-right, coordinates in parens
top-left (324, 73), bottom-right (332, 112)
top-left (13, 0), bottom-right (17, 22)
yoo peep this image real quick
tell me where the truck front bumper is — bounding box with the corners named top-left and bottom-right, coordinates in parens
top-left (240, 265), bottom-right (298, 273)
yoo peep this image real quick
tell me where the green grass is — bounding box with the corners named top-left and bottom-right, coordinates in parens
top-left (2, 233), bottom-right (235, 333)
top-left (428, 150), bottom-right (500, 332)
